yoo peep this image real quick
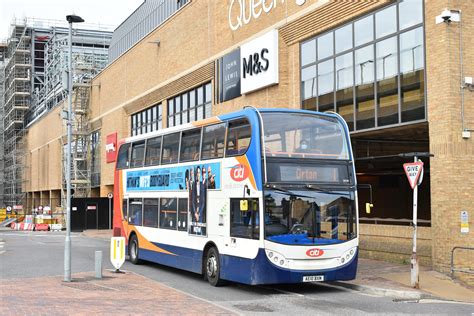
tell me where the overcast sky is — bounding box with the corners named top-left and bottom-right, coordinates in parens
top-left (0, 0), bottom-right (144, 39)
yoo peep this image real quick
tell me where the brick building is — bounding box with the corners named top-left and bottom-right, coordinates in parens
top-left (22, 0), bottom-right (473, 281)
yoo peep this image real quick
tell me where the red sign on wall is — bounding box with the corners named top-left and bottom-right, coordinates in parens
top-left (106, 132), bottom-right (118, 163)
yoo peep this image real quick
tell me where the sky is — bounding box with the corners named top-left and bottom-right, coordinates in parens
top-left (0, 0), bottom-right (144, 39)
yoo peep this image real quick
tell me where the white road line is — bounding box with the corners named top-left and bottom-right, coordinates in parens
top-left (0, 251), bottom-right (5, 255)
top-left (257, 285), bottom-right (305, 297)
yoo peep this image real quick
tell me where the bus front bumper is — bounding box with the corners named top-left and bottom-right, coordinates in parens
top-left (220, 248), bottom-right (358, 285)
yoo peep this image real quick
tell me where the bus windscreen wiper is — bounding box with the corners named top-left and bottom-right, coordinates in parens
top-left (265, 184), bottom-right (314, 199)
top-left (305, 184), bottom-right (339, 194)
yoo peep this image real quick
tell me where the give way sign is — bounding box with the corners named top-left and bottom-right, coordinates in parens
top-left (403, 162), bottom-right (424, 189)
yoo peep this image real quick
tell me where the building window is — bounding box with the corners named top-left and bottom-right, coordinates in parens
top-left (300, 0), bottom-right (425, 132)
top-left (131, 103), bottom-right (162, 136)
top-left (90, 130), bottom-right (101, 187)
top-left (167, 82), bottom-right (212, 127)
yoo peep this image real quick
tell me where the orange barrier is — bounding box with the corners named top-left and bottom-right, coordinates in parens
top-left (35, 224), bottom-right (49, 231)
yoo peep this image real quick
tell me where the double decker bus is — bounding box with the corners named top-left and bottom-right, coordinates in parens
top-left (113, 107), bottom-right (358, 286)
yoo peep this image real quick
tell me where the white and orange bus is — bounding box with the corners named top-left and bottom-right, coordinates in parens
top-left (113, 107), bottom-right (358, 286)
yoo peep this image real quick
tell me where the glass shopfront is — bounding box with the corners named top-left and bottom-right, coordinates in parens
top-left (301, 0), bottom-right (425, 132)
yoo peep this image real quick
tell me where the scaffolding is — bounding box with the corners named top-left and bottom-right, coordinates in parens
top-left (0, 42), bottom-right (7, 207)
top-left (61, 84), bottom-right (92, 201)
top-left (1, 18), bottom-right (112, 208)
top-left (3, 23), bottom-right (31, 207)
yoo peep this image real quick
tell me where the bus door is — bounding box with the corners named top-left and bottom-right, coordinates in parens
top-left (228, 198), bottom-right (260, 249)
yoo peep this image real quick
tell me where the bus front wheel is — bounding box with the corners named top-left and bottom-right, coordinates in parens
top-left (129, 234), bottom-right (141, 264)
top-left (205, 247), bottom-right (225, 287)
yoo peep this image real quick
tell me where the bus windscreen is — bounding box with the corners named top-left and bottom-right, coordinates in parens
top-left (262, 113), bottom-right (349, 160)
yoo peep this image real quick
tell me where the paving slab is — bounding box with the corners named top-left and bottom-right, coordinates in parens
top-left (383, 270), bottom-right (474, 303)
top-left (0, 270), bottom-right (236, 315)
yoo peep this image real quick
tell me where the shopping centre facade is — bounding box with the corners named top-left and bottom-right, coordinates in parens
top-left (23, 0), bottom-right (473, 278)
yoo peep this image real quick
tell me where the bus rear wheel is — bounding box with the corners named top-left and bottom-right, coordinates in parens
top-left (205, 247), bottom-right (225, 287)
top-left (129, 234), bottom-right (141, 264)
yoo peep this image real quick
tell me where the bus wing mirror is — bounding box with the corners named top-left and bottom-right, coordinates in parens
top-left (358, 183), bottom-right (374, 213)
top-left (365, 203), bottom-right (373, 214)
top-left (243, 184), bottom-right (250, 198)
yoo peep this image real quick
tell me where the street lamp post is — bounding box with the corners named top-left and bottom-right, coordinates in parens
top-left (64, 14), bottom-right (84, 282)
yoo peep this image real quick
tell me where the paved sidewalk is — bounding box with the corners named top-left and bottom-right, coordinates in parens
top-left (337, 258), bottom-right (474, 303)
top-left (0, 270), bottom-right (236, 315)
top-left (81, 229), bottom-right (113, 240)
top-left (82, 230), bottom-right (474, 303)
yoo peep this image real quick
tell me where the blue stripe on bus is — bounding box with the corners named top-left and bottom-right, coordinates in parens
top-left (218, 108), bottom-right (263, 191)
top-left (133, 241), bottom-right (358, 285)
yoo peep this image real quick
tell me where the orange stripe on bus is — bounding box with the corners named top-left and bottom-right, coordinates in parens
top-left (132, 228), bottom-right (176, 256)
top-left (191, 117), bottom-right (221, 127)
top-left (236, 155), bottom-right (257, 191)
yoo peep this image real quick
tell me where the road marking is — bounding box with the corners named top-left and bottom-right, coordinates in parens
top-left (0, 233), bottom-right (78, 238)
top-left (418, 299), bottom-right (474, 305)
top-left (257, 285), bottom-right (305, 297)
top-left (0, 251), bottom-right (5, 255)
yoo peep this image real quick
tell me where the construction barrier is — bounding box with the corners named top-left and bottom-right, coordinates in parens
top-left (23, 223), bottom-right (35, 231)
top-left (50, 224), bottom-right (63, 232)
top-left (35, 224), bottom-right (49, 231)
top-left (10, 222), bottom-right (35, 231)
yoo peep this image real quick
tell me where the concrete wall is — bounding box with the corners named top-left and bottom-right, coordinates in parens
top-left (25, 104), bottom-right (64, 193)
top-left (425, 0), bottom-right (474, 283)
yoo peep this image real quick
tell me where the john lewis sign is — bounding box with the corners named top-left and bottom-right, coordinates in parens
top-left (240, 29), bottom-right (279, 94)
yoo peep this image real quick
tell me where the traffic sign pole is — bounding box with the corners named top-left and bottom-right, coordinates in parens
top-left (403, 157), bottom-right (424, 289)
top-left (411, 156), bottom-right (419, 289)
top-left (107, 192), bottom-right (113, 230)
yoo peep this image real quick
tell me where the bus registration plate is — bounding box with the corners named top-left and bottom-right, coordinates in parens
top-left (303, 275), bottom-right (324, 282)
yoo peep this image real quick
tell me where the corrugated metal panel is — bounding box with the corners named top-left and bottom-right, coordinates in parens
top-left (108, 0), bottom-right (188, 64)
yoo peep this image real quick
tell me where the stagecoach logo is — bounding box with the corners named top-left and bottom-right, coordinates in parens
top-left (230, 164), bottom-right (250, 182)
top-left (306, 248), bottom-right (324, 258)
top-left (228, 0), bottom-right (307, 31)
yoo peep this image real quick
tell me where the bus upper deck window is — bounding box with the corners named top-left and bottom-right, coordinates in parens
top-left (162, 133), bottom-right (180, 164)
top-left (130, 141), bottom-right (145, 168)
top-left (226, 119), bottom-right (251, 157)
top-left (116, 143), bottom-right (131, 169)
top-left (201, 123), bottom-right (226, 160)
top-left (145, 136), bottom-right (162, 166)
top-left (180, 128), bottom-right (201, 162)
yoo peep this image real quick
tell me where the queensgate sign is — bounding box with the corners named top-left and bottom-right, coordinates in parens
top-left (228, 0), bottom-right (307, 31)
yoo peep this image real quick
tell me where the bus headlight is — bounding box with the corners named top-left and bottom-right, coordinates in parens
top-left (339, 247), bottom-right (357, 265)
top-left (265, 250), bottom-right (288, 268)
